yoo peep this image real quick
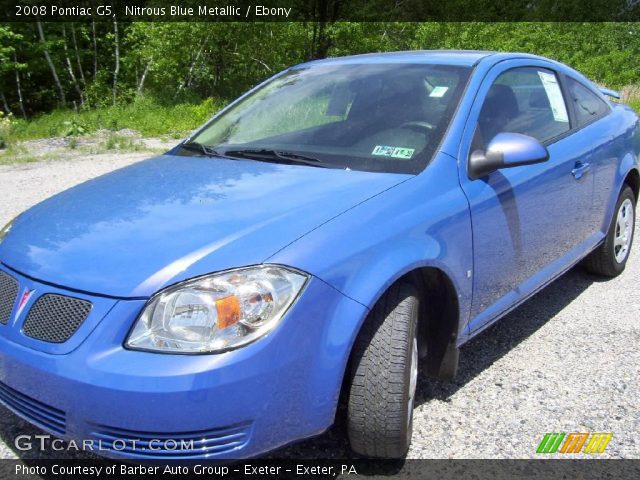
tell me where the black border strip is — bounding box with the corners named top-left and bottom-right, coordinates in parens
top-left (2, 0), bottom-right (640, 22)
top-left (0, 459), bottom-right (639, 480)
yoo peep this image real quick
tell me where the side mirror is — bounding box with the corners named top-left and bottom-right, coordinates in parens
top-left (469, 132), bottom-right (549, 180)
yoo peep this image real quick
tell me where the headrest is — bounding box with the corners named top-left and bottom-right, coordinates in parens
top-left (481, 84), bottom-right (519, 120)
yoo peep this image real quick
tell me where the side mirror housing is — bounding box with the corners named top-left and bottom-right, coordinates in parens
top-left (469, 132), bottom-right (549, 180)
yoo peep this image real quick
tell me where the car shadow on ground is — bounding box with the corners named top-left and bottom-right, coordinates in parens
top-left (417, 265), bottom-right (603, 403)
top-left (0, 265), bottom-right (603, 461)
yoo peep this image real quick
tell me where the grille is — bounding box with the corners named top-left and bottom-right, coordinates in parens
top-left (22, 294), bottom-right (92, 343)
top-left (0, 381), bottom-right (66, 435)
top-left (91, 422), bottom-right (252, 458)
top-left (0, 270), bottom-right (19, 325)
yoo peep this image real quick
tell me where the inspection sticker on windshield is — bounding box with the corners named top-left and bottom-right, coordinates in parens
top-left (372, 145), bottom-right (415, 159)
top-left (537, 71), bottom-right (569, 123)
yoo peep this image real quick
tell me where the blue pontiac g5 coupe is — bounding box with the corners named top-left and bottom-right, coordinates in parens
top-left (0, 51), bottom-right (637, 459)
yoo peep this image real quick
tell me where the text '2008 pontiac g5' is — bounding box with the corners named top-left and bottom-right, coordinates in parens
top-left (0, 51), bottom-right (637, 460)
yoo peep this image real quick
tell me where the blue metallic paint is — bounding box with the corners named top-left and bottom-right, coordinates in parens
top-left (268, 150), bottom-right (475, 341)
top-left (600, 108), bottom-right (640, 232)
top-left (0, 156), bottom-right (409, 298)
top-left (0, 51), bottom-right (638, 459)
top-left (486, 132), bottom-right (549, 166)
top-left (454, 57), bottom-right (639, 334)
top-left (0, 270), bottom-right (368, 459)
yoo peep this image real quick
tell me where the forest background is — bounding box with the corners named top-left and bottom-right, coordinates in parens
top-left (1, 21), bottom-right (638, 147)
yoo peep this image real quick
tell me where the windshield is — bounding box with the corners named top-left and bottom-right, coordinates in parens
top-left (186, 63), bottom-right (471, 174)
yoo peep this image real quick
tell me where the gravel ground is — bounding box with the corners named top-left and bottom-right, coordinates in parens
top-left (0, 152), bottom-right (638, 463)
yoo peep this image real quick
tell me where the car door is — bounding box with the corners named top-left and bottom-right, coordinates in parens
top-left (562, 75), bottom-right (618, 236)
top-left (458, 60), bottom-right (595, 334)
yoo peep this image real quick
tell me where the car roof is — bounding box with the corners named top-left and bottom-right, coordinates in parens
top-left (298, 50), bottom-right (553, 68)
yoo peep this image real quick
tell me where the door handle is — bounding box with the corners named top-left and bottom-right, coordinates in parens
top-left (572, 161), bottom-right (591, 180)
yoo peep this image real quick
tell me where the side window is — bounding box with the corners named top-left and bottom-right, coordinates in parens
top-left (472, 67), bottom-right (570, 151)
top-left (566, 77), bottom-right (610, 127)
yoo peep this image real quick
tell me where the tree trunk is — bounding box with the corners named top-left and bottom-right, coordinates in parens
top-left (303, 1), bottom-right (340, 60)
top-left (70, 23), bottom-right (86, 86)
top-left (0, 92), bottom-right (11, 114)
top-left (62, 24), bottom-right (84, 105)
top-left (112, 16), bottom-right (120, 105)
top-left (229, 52), bottom-right (272, 72)
top-left (214, 41), bottom-right (225, 88)
top-left (92, 18), bottom-right (98, 81)
top-left (36, 20), bottom-right (66, 107)
top-left (137, 58), bottom-right (152, 96)
top-left (13, 53), bottom-right (27, 119)
top-left (177, 35), bottom-right (209, 94)
top-left (309, 22), bottom-right (333, 59)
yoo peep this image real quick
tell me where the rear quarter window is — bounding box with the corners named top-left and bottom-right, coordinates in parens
top-left (566, 77), bottom-right (611, 127)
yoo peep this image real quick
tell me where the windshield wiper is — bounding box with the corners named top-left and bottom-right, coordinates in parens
top-left (222, 148), bottom-right (328, 168)
top-left (180, 141), bottom-right (220, 157)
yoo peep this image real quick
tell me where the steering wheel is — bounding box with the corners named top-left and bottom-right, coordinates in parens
top-left (399, 121), bottom-right (435, 133)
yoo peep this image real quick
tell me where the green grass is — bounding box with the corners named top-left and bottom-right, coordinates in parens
top-left (0, 143), bottom-right (52, 165)
top-left (102, 134), bottom-right (144, 152)
top-left (9, 96), bottom-right (225, 142)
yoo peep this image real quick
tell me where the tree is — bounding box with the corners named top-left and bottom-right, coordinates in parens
top-left (112, 16), bottom-right (120, 105)
top-left (1, 21), bottom-right (639, 118)
top-left (36, 20), bottom-right (66, 107)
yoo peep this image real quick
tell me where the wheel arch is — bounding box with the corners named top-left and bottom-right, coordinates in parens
top-left (623, 167), bottom-right (639, 202)
top-left (602, 156), bottom-right (640, 233)
top-left (411, 267), bottom-right (462, 380)
top-left (346, 264), bottom-right (463, 385)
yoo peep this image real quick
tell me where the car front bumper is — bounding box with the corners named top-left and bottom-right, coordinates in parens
top-left (0, 265), bottom-right (367, 460)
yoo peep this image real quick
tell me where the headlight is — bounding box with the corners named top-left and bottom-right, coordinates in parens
top-left (0, 217), bottom-right (16, 244)
top-left (126, 265), bottom-right (308, 353)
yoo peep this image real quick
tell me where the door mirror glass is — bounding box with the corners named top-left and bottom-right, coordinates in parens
top-left (469, 132), bottom-right (549, 179)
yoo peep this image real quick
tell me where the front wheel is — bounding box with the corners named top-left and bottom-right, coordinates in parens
top-left (346, 282), bottom-right (419, 458)
top-left (584, 185), bottom-right (636, 277)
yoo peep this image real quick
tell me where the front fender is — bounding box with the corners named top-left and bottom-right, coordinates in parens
top-left (269, 152), bottom-right (474, 344)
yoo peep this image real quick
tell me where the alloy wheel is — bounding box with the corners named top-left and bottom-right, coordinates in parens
top-left (614, 198), bottom-right (634, 263)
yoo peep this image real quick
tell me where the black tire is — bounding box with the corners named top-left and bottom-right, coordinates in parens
top-left (584, 185), bottom-right (636, 277)
top-left (346, 281), bottom-right (419, 458)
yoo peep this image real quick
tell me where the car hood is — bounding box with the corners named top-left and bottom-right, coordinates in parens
top-left (0, 154), bottom-right (409, 298)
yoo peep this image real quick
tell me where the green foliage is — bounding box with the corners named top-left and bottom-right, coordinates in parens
top-left (2, 21), bottom-right (640, 141)
top-left (0, 111), bottom-right (13, 149)
top-left (62, 120), bottom-right (87, 137)
top-left (10, 96), bottom-right (223, 141)
top-left (103, 134), bottom-right (143, 151)
top-left (0, 26), bottom-right (22, 75)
